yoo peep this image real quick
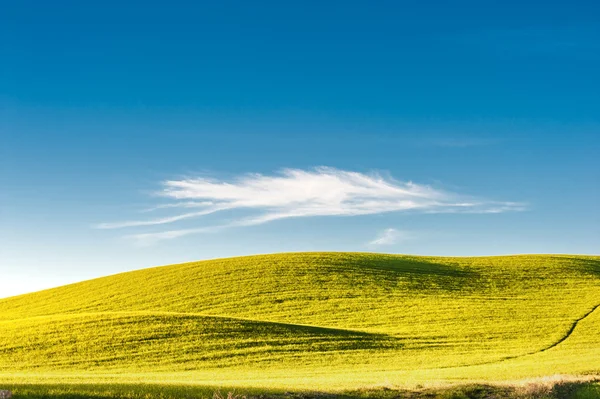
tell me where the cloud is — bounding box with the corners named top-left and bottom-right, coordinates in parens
top-left (97, 206), bottom-right (228, 229)
top-left (98, 167), bottom-right (526, 244)
top-left (368, 228), bottom-right (409, 247)
top-left (126, 226), bottom-right (223, 246)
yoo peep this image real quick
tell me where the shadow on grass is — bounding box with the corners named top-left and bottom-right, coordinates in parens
top-left (561, 257), bottom-right (600, 279)
top-left (338, 254), bottom-right (482, 292)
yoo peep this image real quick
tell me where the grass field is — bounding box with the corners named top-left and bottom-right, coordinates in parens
top-left (1, 252), bottom-right (599, 396)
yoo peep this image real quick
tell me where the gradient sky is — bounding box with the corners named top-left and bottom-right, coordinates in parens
top-left (1, 1), bottom-right (599, 298)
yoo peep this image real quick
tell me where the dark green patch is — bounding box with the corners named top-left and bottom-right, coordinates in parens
top-left (4, 382), bottom-right (600, 399)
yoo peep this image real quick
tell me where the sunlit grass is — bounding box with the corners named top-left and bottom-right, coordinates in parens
top-left (0, 252), bottom-right (599, 390)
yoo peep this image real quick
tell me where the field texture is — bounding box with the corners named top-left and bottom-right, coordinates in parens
top-left (0, 253), bottom-right (599, 390)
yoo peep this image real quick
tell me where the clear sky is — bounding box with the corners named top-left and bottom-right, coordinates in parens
top-left (1, 1), bottom-right (599, 298)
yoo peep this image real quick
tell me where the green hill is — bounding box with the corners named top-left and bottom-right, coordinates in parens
top-left (1, 252), bottom-right (599, 389)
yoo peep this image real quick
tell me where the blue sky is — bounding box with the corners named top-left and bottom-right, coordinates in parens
top-left (1, 1), bottom-right (599, 298)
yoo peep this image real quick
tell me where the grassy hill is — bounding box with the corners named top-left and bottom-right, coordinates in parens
top-left (1, 252), bottom-right (599, 390)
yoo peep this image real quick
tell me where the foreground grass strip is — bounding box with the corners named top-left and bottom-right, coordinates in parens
top-left (3, 381), bottom-right (600, 399)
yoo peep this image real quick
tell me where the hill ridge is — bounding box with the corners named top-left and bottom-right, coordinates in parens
top-left (0, 309), bottom-right (396, 338)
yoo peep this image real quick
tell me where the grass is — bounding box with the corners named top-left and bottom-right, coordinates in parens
top-left (3, 380), bottom-right (600, 399)
top-left (0, 252), bottom-right (599, 394)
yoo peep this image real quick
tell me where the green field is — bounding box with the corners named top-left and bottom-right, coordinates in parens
top-left (1, 252), bottom-right (599, 395)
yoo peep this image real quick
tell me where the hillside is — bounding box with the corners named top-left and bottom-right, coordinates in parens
top-left (1, 252), bottom-right (599, 389)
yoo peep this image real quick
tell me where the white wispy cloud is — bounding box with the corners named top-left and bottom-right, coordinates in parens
top-left (97, 167), bottom-right (526, 245)
top-left (368, 228), bottom-right (410, 247)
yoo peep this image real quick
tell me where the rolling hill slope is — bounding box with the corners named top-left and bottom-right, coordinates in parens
top-left (1, 252), bottom-right (599, 388)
